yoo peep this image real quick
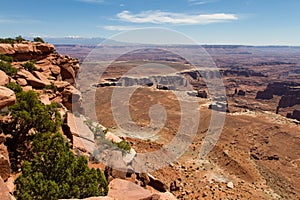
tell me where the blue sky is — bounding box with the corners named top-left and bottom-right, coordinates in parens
top-left (0, 0), bottom-right (299, 45)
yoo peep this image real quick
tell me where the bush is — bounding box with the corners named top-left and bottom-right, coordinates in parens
top-left (21, 61), bottom-right (37, 72)
top-left (5, 82), bottom-right (23, 93)
top-left (0, 36), bottom-right (27, 44)
top-left (116, 140), bottom-right (131, 152)
top-left (0, 38), bottom-right (15, 44)
top-left (33, 37), bottom-right (45, 43)
top-left (15, 35), bottom-right (25, 43)
top-left (0, 89), bottom-right (62, 171)
top-left (8, 90), bottom-right (61, 137)
top-left (44, 83), bottom-right (58, 92)
top-left (0, 54), bottom-right (13, 63)
top-left (0, 61), bottom-right (17, 76)
top-left (14, 132), bottom-right (108, 200)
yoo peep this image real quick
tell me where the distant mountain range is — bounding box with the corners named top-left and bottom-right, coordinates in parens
top-left (25, 37), bottom-right (106, 45)
top-left (24, 37), bottom-right (300, 48)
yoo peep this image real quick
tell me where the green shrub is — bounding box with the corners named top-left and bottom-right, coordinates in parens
top-left (0, 38), bottom-right (15, 44)
top-left (0, 54), bottom-right (13, 63)
top-left (116, 140), bottom-right (131, 152)
top-left (5, 82), bottom-right (23, 93)
top-left (33, 37), bottom-right (45, 43)
top-left (21, 61), bottom-right (37, 72)
top-left (0, 36), bottom-right (28, 44)
top-left (8, 90), bottom-right (61, 136)
top-left (15, 35), bottom-right (25, 43)
top-left (0, 90), bottom-right (62, 171)
top-left (0, 61), bottom-right (17, 76)
top-left (44, 83), bottom-right (58, 92)
top-left (14, 132), bottom-right (108, 200)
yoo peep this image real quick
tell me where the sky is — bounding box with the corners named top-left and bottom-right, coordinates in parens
top-left (0, 0), bottom-right (300, 45)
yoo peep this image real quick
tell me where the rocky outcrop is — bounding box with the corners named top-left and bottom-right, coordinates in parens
top-left (267, 82), bottom-right (300, 96)
top-left (0, 70), bottom-right (9, 86)
top-left (32, 71), bottom-right (51, 85)
top-left (223, 67), bottom-right (266, 78)
top-left (0, 42), bottom-right (55, 61)
top-left (256, 82), bottom-right (300, 102)
top-left (0, 87), bottom-right (16, 109)
top-left (278, 95), bottom-right (300, 108)
top-left (287, 110), bottom-right (300, 121)
top-left (237, 90), bottom-right (246, 96)
top-left (17, 69), bottom-right (50, 88)
top-left (54, 56), bottom-right (79, 84)
top-left (255, 90), bottom-right (273, 100)
top-left (62, 85), bottom-right (83, 113)
top-left (0, 44), bottom-right (15, 55)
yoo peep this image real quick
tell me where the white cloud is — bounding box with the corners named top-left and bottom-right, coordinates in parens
top-left (102, 25), bottom-right (138, 31)
top-left (117, 10), bottom-right (238, 25)
top-left (187, 0), bottom-right (218, 5)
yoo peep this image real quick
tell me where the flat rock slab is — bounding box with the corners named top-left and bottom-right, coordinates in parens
top-left (67, 113), bottom-right (95, 154)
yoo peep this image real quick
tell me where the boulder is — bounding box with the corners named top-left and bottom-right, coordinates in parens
top-left (22, 85), bottom-right (33, 92)
top-left (0, 177), bottom-right (11, 200)
top-left (32, 71), bottom-right (51, 85)
top-left (54, 81), bottom-right (70, 92)
top-left (0, 44), bottom-right (15, 55)
top-left (39, 94), bottom-right (51, 105)
top-left (0, 70), bottom-right (9, 86)
top-left (0, 143), bottom-right (11, 181)
top-left (107, 179), bottom-right (176, 200)
top-left (50, 65), bottom-right (61, 75)
top-left (104, 151), bottom-right (128, 180)
top-left (227, 182), bottom-right (234, 189)
top-left (137, 173), bottom-right (150, 187)
top-left (105, 132), bottom-right (122, 143)
top-left (16, 78), bottom-right (27, 86)
top-left (62, 85), bottom-right (82, 112)
top-left (0, 87), bottom-right (16, 109)
top-left (65, 113), bottom-right (95, 154)
top-left (148, 174), bottom-right (168, 192)
top-left (60, 63), bottom-right (76, 84)
top-left (107, 178), bottom-right (154, 200)
top-left (17, 69), bottom-right (49, 88)
top-left (35, 43), bottom-right (55, 54)
top-left (35, 63), bottom-right (52, 76)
